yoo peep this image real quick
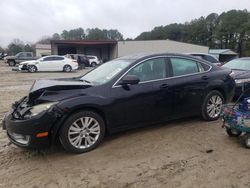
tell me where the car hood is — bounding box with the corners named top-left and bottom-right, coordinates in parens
top-left (5, 55), bottom-right (15, 60)
top-left (28, 78), bottom-right (92, 104)
top-left (233, 69), bottom-right (250, 79)
top-left (20, 60), bottom-right (38, 65)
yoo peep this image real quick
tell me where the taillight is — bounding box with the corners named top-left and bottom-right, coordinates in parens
top-left (72, 60), bottom-right (78, 64)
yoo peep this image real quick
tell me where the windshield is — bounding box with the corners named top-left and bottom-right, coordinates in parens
top-left (15, 52), bottom-right (21, 57)
top-left (223, 59), bottom-right (250, 70)
top-left (80, 59), bottom-right (133, 85)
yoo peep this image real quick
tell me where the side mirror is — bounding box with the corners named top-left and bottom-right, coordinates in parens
top-left (120, 75), bottom-right (140, 85)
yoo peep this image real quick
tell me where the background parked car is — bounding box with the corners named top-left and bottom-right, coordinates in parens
top-left (87, 55), bottom-right (101, 67)
top-left (3, 53), bottom-right (235, 153)
top-left (0, 52), bottom-right (7, 60)
top-left (189, 53), bottom-right (222, 66)
top-left (222, 57), bottom-right (250, 98)
top-left (66, 54), bottom-right (90, 68)
top-left (5, 52), bottom-right (39, 66)
top-left (16, 55), bottom-right (78, 72)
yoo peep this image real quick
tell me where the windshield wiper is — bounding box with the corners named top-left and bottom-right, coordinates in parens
top-left (232, 68), bottom-right (247, 71)
top-left (81, 79), bottom-right (92, 84)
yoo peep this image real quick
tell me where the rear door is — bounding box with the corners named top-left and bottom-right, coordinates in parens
top-left (51, 56), bottom-right (65, 71)
top-left (168, 57), bottom-right (211, 117)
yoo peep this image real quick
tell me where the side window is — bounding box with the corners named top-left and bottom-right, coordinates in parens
top-left (53, 56), bottom-right (64, 61)
top-left (127, 58), bottom-right (167, 82)
top-left (43, 57), bottom-right (54, 61)
top-left (170, 58), bottom-right (205, 76)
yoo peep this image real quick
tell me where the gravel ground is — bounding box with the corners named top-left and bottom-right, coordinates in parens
top-left (0, 61), bottom-right (250, 188)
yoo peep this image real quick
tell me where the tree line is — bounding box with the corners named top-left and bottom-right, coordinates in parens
top-left (136, 9), bottom-right (250, 56)
top-left (1, 9), bottom-right (250, 56)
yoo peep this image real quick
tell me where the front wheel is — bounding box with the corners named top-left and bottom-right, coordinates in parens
top-left (8, 60), bottom-right (16, 66)
top-left (226, 127), bottom-right (241, 137)
top-left (59, 111), bottom-right (105, 153)
top-left (28, 65), bottom-right (37, 73)
top-left (201, 90), bottom-right (224, 121)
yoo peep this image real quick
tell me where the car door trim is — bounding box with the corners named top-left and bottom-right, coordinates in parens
top-left (112, 55), bottom-right (212, 88)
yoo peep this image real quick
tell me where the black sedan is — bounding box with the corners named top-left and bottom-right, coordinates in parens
top-left (222, 57), bottom-right (250, 98)
top-left (2, 53), bottom-right (235, 153)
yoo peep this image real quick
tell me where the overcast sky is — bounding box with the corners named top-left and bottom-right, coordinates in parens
top-left (1, 0), bottom-right (250, 47)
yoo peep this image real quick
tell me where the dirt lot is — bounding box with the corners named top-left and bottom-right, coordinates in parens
top-left (0, 61), bottom-right (250, 188)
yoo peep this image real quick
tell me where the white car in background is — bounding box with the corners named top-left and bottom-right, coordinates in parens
top-left (87, 55), bottom-right (101, 67)
top-left (17, 55), bottom-right (78, 73)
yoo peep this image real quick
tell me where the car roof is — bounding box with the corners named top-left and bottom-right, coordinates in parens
top-left (44, 55), bottom-right (63, 57)
top-left (117, 53), bottom-right (205, 62)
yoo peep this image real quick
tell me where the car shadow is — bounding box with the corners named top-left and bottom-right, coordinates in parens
top-left (2, 115), bottom-right (214, 157)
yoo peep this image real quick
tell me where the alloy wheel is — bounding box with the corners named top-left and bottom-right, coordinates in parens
top-left (64, 65), bottom-right (72, 72)
top-left (206, 95), bottom-right (223, 118)
top-left (68, 117), bottom-right (101, 149)
top-left (28, 65), bottom-right (36, 73)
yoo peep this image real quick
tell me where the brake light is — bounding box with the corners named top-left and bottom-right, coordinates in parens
top-left (71, 60), bottom-right (78, 64)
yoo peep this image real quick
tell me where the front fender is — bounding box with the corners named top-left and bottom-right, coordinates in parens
top-left (50, 95), bottom-right (111, 141)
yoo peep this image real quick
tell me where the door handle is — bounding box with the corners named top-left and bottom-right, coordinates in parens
top-left (160, 83), bottom-right (169, 89)
top-left (202, 75), bottom-right (209, 80)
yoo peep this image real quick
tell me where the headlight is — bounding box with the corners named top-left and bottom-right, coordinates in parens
top-left (235, 78), bottom-right (250, 84)
top-left (26, 102), bottom-right (58, 118)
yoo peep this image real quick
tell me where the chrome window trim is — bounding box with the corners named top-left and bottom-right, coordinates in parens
top-left (112, 55), bottom-right (212, 88)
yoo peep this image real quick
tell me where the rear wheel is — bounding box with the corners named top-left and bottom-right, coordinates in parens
top-left (226, 127), bottom-right (241, 137)
top-left (243, 134), bottom-right (250, 149)
top-left (201, 90), bottom-right (224, 121)
top-left (28, 65), bottom-right (37, 73)
top-left (59, 111), bottom-right (105, 153)
top-left (63, 65), bottom-right (72, 72)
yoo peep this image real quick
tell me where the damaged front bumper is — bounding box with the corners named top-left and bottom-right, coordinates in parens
top-left (12, 64), bottom-right (28, 72)
top-left (2, 97), bottom-right (62, 149)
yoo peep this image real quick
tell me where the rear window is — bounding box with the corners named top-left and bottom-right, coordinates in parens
top-left (170, 58), bottom-right (208, 76)
top-left (204, 55), bottom-right (219, 63)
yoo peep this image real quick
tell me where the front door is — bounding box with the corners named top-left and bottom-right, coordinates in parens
top-left (108, 57), bottom-right (172, 130)
top-left (39, 56), bottom-right (55, 71)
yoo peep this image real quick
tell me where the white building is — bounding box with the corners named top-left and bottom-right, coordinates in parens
top-left (35, 44), bottom-right (51, 57)
top-left (50, 39), bottom-right (209, 61)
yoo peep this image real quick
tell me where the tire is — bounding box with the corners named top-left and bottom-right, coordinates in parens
top-left (59, 111), bottom-right (106, 153)
top-left (8, 60), bottom-right (16, 66)
top-left (226, 127), bottom-right (241, 137)
top-left (63, 65), bottom-right (72, 72)
top-left (201, 90), bottom-right (224, 121)
top-left (91, 62), bottom-right (97, 67)
top-left (28, 65), bottom-right (37, 73)
top-left (243, 133), bottom-right (250, 149)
